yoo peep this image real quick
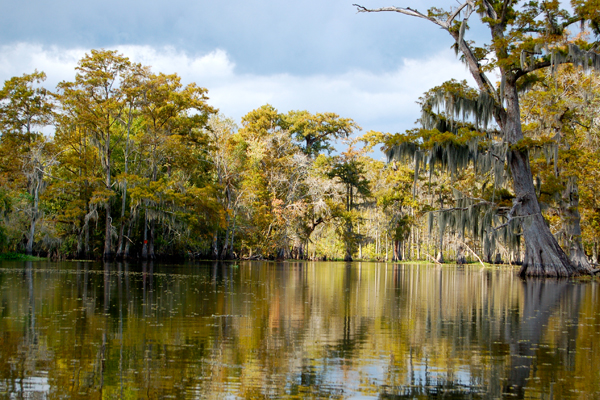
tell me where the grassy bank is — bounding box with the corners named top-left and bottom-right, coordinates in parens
top-left (0, 252), bottom-right (46, 261)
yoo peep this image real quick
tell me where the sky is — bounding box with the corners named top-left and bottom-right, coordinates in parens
top-left (0, 0), bottom-right (476, 157)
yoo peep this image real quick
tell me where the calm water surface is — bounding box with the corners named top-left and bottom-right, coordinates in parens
top-left (0, 260), bottom-right (599, 399)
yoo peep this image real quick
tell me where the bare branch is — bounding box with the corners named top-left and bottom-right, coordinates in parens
top-left (488, 196), bottom-right (532, 232)
top-left (446, 1), bottom-right (472, 26)
top-left (354, 2), bottom-right (497, 100)
top-left (353, 4), bottom-right (449, 28)
top-left (481, 0), bottom-right (498, 21)
top-left (426, 253), bottom-right (443, 264)
top-left (448, 236), bottom-right (486, 267)
top-left (428, 200), bottom-right (494, 213)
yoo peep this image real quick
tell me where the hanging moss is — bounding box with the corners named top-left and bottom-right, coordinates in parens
top-left (385, 81), bottom-right (534, 263)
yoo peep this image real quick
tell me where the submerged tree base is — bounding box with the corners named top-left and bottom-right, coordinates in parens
top-left (519, 214), bottom-right (591, 278)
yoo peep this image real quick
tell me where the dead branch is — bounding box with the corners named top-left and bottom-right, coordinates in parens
top-left (426, 253), bottom-right (442, 264)
top-left (462, 240), bottom-right (486, 268)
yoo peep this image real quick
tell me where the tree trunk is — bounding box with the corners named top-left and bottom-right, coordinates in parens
top-left (77, 213), bottom-right (89, 260)
top-left (344, 220), bottom-right (353, 261)
top-left (141, 211), bottom-right (148, 260)
top-left (509, 150), bottom-right (583, 277)
top-left (436, 231), bottom-right (444, 263)
top-left (560, 179), bottom-right (592, 272)
top-left (116, 121), bottom-right (131, 260)
top-left (103, 142), bottom-right (113, 260)
top-left (26, 184), bottom-right (39, 255)
top-left (229, 215), bottom-right (237, 259)
top-left (358, 223), bottom-right (362, 259)
top-left (385, 234), bottom-right (388, 261)
top-left (123, 218), bottom-right (132, 259)
top-left (436, 192), bottom-right (444, 263)
top-left (221, 213), bottom-right (231, 261)
top-left (416, 223), bottom-right (421, 261)
top-left (212, 233), bottom-right (218, 260)
top-left (148, 220), bottom-right (155, 260)
top-left (103, 201), bottom-right (112, 260)
top-left (502, 81), bottom-right (587, 277)
top-left (456, 233), bottom-right (466, 265)
top-left (84, 217), bottom-right (90, 258)
top-left (344, 247), bottom-right (353, 261)
top-left (115, 180), bottom-right (128, 259)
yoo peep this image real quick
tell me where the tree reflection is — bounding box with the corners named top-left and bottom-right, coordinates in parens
top-left (504, 280), bottom-right (584, 397)
top-left (0, 261), bottom-right (597, 398)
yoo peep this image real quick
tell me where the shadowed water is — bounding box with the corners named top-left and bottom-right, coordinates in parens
top-left (0, 260), bottom-right (599, 398)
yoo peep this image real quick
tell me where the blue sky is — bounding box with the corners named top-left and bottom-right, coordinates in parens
top-left (0, 0), bottom-right (475, 155)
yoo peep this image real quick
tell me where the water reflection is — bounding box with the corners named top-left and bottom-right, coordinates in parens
top-left (0, 261), bottom-right (599, 398)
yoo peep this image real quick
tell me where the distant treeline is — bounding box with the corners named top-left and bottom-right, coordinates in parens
top-left (1, 49), bottom-right (600, 266)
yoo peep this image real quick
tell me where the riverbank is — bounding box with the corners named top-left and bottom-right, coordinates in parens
top-left (0, 252), bottom-right (46, 261)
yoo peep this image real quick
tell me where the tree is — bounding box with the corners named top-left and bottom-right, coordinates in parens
top-left (205, 114), bottom-right (244, 259)
top-left (520, 65), bottom-right (600, 270)
top-left (50, 122), bottom-right (100, 259)
top-left (327, 146), bottom-right (371, 261)
top-left (236, 105), bottom-right (310, 259)
top-left (286, 110), bottom-right (359, 157)
top-left (57, 50), bottom-right (134, 259)
top-left (114, 64), bottom-right (147, 259)
top-left (355, 0), bottom-right (600, 276)
top-left (134, 71), bottom-right (216, 259)
top-left (0, 71), bottom-right (54, 254)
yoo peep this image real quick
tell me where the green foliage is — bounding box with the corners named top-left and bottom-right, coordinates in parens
top-left (286, 110), bottom-right (360, 156)
top-left (0, 252), bottom-right (44, 260)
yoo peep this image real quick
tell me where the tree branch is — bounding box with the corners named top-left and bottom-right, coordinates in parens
top-left (426, 253), bottom-right (443, 264)
top-left (481, 0), bottom-right (498, 21)
top-left (354, 3), bottom-right (498, 100)
top-left (353, 4), bottom-right (448, 28)
top-left (447, 2), bottom-right (472, 27)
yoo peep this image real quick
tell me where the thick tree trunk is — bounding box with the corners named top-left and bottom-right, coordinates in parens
top-left (291, 239), bottom-right (304, 259)
top-left (436, 231), bottom-right (444, 263)
top-left (393, 240), bottom-right (401, 261)
top-left (509, 150), bottom-right (580, 277)
top-left (344, 247), bottom-right (353, 261)
top-left (503, 81), bottom-right (587, 277)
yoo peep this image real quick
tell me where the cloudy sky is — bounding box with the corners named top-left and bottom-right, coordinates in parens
top-left (0, 0), bottom-right (475, 154)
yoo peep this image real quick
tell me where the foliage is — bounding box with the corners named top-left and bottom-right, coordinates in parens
top-left (1, 42), bottom-right (599, 266)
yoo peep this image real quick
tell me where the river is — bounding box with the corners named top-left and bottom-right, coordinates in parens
top-left (0, 260), bottom-right (599, 398)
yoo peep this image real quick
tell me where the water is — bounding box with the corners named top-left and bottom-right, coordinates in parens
top-left (0, 260), bottom-right (599, 399)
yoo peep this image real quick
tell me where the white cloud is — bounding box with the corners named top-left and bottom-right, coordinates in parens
top-left (0, 43), bottom-right (474, 140)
